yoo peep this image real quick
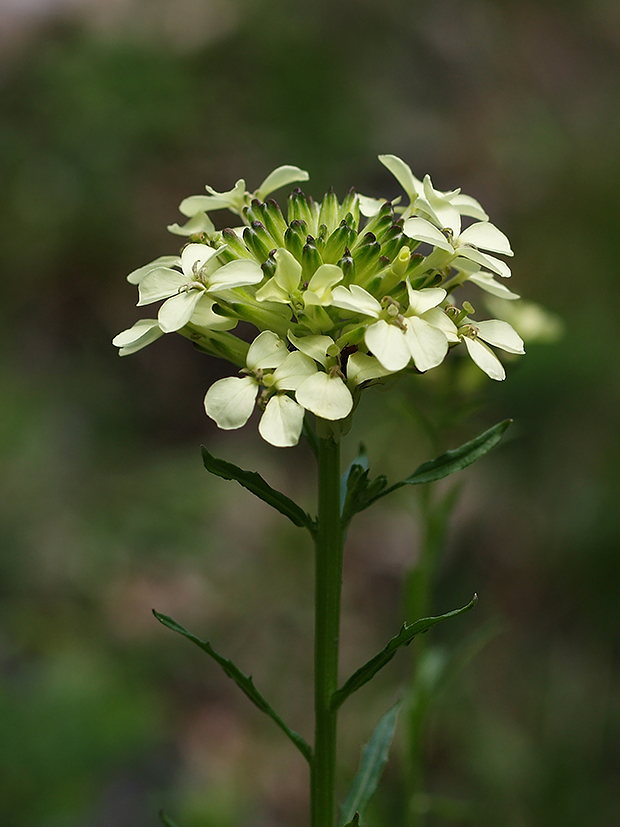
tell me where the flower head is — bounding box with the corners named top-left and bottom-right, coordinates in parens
top-left (115, 155), bottom-right (532, 444)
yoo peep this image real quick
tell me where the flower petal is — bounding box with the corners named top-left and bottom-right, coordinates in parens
top-left (474, 320), bottom-right (525, 354)
top-left (255, 165), bottom-right (309, 199)
top-left (127, 256), bottom-right (180, 285)
top-left (158, 289), bottom-right (205, 333)
top-left (468, 271), bottom-right (520, 300)
top-left (180, 179), bottom-right (247, 217)
top-left (331, 284), bottom-right (381, 318)
top-left (273, 351), bottom-right (317, 390)
top-left (258, 395), bottom-right (305, 447)
top-left (167, 212), bottom-right (216, 237)
top-left (450, 194), bottom-right (488, 222)
top-left (403, 217), bottom-right (455, 253)
top-left (463, 337), bottom-right (505, 380)
top-left (295, 372), bottom-right (353, 421)
top-left (112, 319), bottom-right (163, 355)
top-left (207, 259), bottom-right (264, 291)
top-left (378, 154), bottom-right (423, 200)
top-left (204, 376), bottom-right (258, 429)
top-left (306, 264), bottom-right (343, 300)
top-left (137, 268), bottom-right (187, 305)
top-left (287, 332), bottom-right (334, 367)
top-left (181, 243), bottom-right (225, 278)
top-left (421, 175), bottom-right (461, 237)
top-left (358, 194), bottom-right (386, 217)
top-left (346, 352), bottom-right (394, 386)
top-left (458, 222), bottom-right (513, 256)
top-left (406, 285), bottom-right (446, 316)
top-left (404, 316), bottom-right (449, 372)
top-left (246, 330), bottom-right (289, 371)
top-left (365, 320), bottom-right (412, 372)
top-left (191, 295), bottom-right (237, 331)
top-left (274, 248), bottom-right (302, 294)
top-left (420, 307), bottom-right (459, 342)
top-left (459, 248), bottom-right (512, 279)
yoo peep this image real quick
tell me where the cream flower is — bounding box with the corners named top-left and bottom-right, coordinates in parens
top-left (204, 331), bottom-right (316, 447)
top-left (331, 283), bottom-right (454, 373)
top-left (403, 175), bottom-right (513, 279)
top-left (459, 319), bottom-right (525, 381)
top-left (137, 242), bottom-right (262, 333)
top-left (169, 165), bottom-right (309, 236)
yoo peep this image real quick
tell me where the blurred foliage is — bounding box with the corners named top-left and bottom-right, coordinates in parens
top-left (1, 0), bottom-right (620, 825)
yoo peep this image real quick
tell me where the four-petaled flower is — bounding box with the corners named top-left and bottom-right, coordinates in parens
top-left (204, 331), bottom-right (316, 447)
top-left (137, 243), bottom-right (263, 333)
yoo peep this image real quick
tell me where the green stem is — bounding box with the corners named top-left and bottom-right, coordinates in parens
top-left (311, 430), bottom-right (344, 827)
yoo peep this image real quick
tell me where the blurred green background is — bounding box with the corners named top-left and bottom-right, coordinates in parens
top-left (1, 0), bottom-right (619, 825)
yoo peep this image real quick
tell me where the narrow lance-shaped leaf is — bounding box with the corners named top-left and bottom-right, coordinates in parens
top-left (331, 596), bottom-right (477, 709)
top-left (201, 446), bottom-right (316, 533)
top-left (159, 811), bottom-right (182, 827)
top-left (360, 420), bottom-right (512, 512)
top-left (338, 702), bottom-right (402, 827)
top-left (153, 610), bottom-right (313, 763)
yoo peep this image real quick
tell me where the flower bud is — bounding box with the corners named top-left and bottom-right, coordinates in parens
top-left (301, 236), bottom-right (324, 282)
top-left (318, 187), bottom-right (339, 235)
top-left (259, 199), bottom-right (288, 247)
top-left (323, 221), bottom-right (358, 265)
top-left (284, 220), bottom-right (307, 260)
top-left (243, 223), bottom-right (274, 263)
top-left (288, 188), bottom-right (318, 234)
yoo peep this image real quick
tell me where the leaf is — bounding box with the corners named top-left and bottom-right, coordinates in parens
top-left (153, 610), bottom-right (312, 762)
top-left (361, 420), bottom-right (512, 511)
top-left (159, 811), bottom-right (182, 827)
top-left (331, 596), bottom-right (477, 709)
top-left (201, 446), bottom-right (316, 533)
top-left (340, 444), bottom-right (387, 527)
top-left (338, 702), bottom-right (401, 827)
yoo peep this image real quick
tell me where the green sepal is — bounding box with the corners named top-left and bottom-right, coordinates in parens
top-left (338, 701), bottom-right (401, 827)
top-left (201, 446), bottom-right (316, 533)
top-left (153, 610), bottom-right (313, 763)
top-left (358, 420), bottom-right (512, 514)
top-left (159, 809), bottom-right (181, 827)
top-left (331, 596), bottom-right (477, 709)
top-left (340, 444), bottom-right (387, 528)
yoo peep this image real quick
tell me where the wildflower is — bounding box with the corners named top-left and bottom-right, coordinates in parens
top-left (331, 283), bottom-right (454, 372)
top-left (169, 165), bottom-right (309, 236)
top-left (402, 175), bottom-right (513, 279)
top-left (137, 242), bottom-right (262, 333)
top-left (204, 331), bottom-right (316, 447)
top-left (458, 318), bottom-right (525, 381)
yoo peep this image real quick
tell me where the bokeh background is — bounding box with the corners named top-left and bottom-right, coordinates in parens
top-left (1, 0), bottom-right (619, 825)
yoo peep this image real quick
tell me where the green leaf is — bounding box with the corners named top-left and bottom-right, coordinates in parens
top-left (201, 446), bottom-right (316, 533)
top-left (159, 811), bottom-right (182, 827)
top-left (338, 702), bottom-right (401, 827)
top-left (361, 420), bottom-right (512, 511)
top-left (340, 444), bottom-right (387, 526)
top-left (153, 610), bottom-right (313, 763)
top-left (331, 596), bottom-right (477, 709)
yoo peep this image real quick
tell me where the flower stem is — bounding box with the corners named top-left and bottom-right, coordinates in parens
top-left (311, 430), bottom-right (343, 827)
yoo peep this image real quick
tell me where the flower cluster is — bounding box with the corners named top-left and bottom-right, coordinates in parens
top-left (114, 156), bottom-right (525, 446)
